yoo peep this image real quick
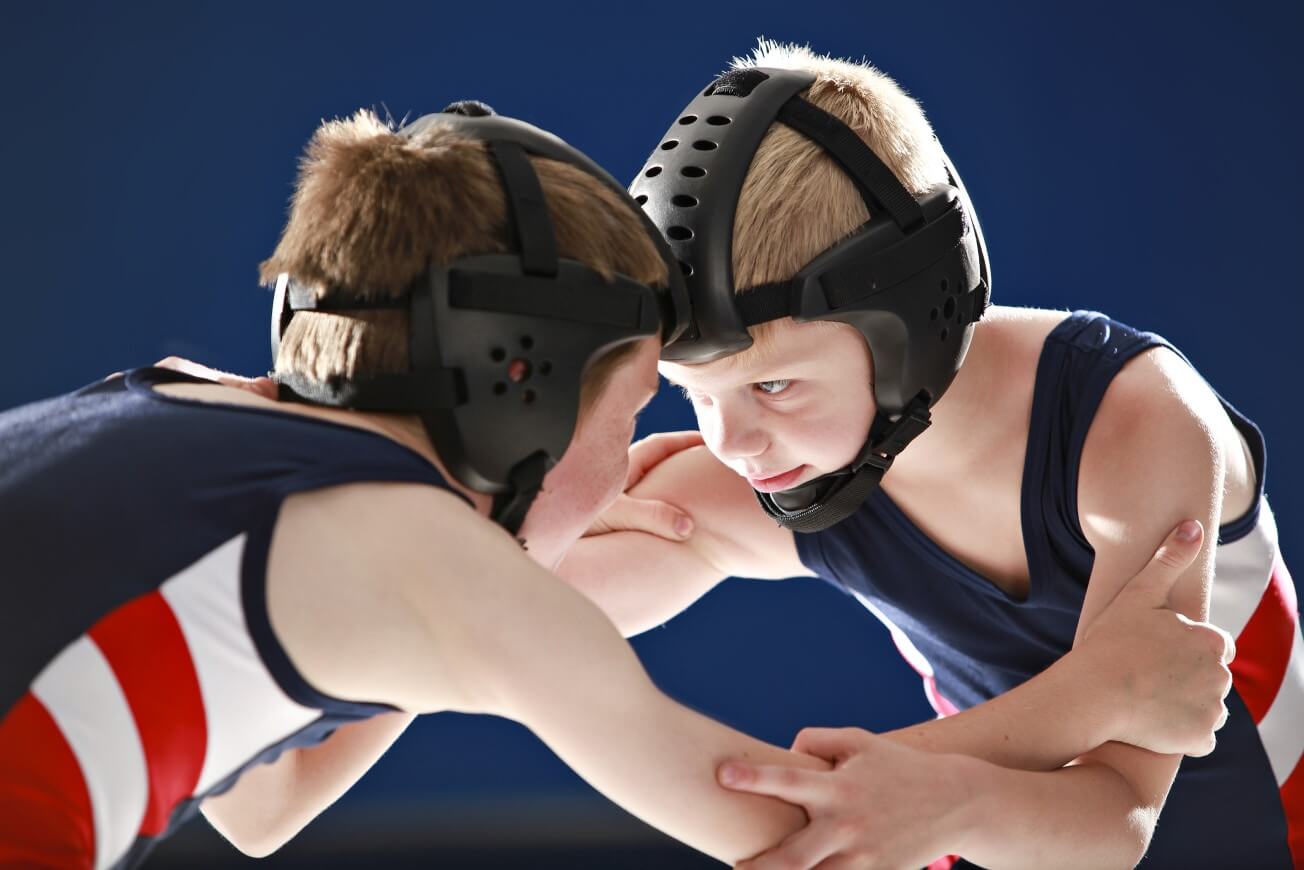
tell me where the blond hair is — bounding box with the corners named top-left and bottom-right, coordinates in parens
top-left (717, 40), bottom-right (950, 354)
top-left (260, 110), bottom-right (666, 411)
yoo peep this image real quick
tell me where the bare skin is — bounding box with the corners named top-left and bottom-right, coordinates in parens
top-left (556, 305), bottom-right (1246, 868)
top-left (158, 319), bottom-right (1238, 868)
top-left (146, 344), bottom-right (841, 865)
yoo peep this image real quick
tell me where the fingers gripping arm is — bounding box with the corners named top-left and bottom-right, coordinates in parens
top-left (559, 445), bottom-right (809, 636)
top-left (881, 521), bottom-right (1226, 770)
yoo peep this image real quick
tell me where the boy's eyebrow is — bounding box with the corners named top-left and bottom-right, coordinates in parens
top-left (661, 347), bottom-right (821, 390)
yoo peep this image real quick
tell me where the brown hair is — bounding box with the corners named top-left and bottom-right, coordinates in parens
top-left (260, 109), bottom-right (667, 412)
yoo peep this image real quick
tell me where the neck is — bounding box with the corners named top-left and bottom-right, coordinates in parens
top-left (885, 315), bottom-right (1003, 487)
top-left (350, 412), bottom-right (495, 519)
top-left (356, 412), bottom-right (567, 569)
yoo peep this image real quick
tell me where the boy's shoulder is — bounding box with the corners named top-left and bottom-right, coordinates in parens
top-left (974, 305), bottom-right (1070, 360)
top-left (275, 479), bottom-right (495, 578)
top-left (1076, 324), bottom-right (1256, 546)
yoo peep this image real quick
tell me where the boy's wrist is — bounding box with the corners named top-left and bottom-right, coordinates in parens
top-left (1057, 644), bottom-right (1129, 747)
top-left (944, 753), bottom-right (997, 858)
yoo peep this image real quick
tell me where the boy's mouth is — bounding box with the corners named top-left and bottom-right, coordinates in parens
top-left (746, 465), bottom-right (808, 493)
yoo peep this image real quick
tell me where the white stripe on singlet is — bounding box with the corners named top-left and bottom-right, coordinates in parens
top-left (160, 533), bottom-right (319, 795)
top-left (31, 636), bottom-right (148, 870)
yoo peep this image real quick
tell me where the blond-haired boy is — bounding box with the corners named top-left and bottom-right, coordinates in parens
top-left (562, 41), bottom-right (1298, 868)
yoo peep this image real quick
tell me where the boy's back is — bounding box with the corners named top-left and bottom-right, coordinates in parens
top-left (0, 366), bottom-right (456, 867)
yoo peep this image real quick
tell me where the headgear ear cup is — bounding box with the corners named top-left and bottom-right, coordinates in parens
top-left (270, 107), bottom-right (692, 535)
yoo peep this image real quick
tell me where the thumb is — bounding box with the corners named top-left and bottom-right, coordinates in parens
top-left (586, 495), bottom-right (694, 541)
top-left (1121, 519), bottom-right (1205, 606)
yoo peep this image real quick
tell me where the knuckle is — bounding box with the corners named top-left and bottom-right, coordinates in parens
top-left (652, 503), bottom-right (676, 527)
top-left (1154, 546), bottom-right (1186, 570)
top-left (1205, 629), bottom-right (1228, 657)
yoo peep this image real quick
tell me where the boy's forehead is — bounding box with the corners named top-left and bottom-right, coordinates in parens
top-left (659, 319), bottom-right (839, 386)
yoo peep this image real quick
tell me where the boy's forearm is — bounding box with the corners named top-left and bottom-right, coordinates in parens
top-left (479, 555), bottom-right (823, 865)
top-left (883, 650), bottom-right (1120, 771)
top-left (947, 754), bottom-right (1152, 869)
top-left (557, 532), bottom-right (723, 637)
top-left (539, 688), bottom-right (824, 866)
top-left (514, 663), bottom-right (827, 864)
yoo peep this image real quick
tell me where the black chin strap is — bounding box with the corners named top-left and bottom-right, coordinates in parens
top-left (489, 450), bottom-right (554, 537)
top-left (756, 393), bottom-right (933, 532)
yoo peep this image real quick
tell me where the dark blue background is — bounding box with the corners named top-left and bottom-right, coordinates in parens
top-left (3, 2), bottom-right (1301, 865)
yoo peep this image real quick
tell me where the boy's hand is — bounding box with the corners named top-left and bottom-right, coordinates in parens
top-left (152, 357), bottom-right (278, 399)
top-left (1079, 520), bottom-right (1236, 756)
top-left (585, 432), bottom-right (704, 541)
top-left (718, 728), bottom-right (977, 870)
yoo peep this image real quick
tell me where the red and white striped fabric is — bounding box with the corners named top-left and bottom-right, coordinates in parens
top-left (1208, 504), bottom-right (1304, 867)
top-left (865, 503), bottom-right (1303, 870)
top-left (0, 534), bottom-right (320, 870)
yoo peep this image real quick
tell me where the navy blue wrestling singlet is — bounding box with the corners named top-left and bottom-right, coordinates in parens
top-left (795, 312), bottom-right (1302, 868)
top-left (0, 367), bottom-right (468, 870)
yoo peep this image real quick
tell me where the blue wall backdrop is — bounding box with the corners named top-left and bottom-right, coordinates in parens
top-left (2, 2), bottom-right (1301, 867)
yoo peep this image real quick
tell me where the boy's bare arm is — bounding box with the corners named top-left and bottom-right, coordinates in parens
top-left (924, 354), bottom-right (1232, 869)
top-left (201, 712), bottom-right (415, 856)
top-left (729, 351), bottom-right (1233, 869)
top-left (568, 441), bottom-right (1229, 771)
top-left (251, 481), bottom-right (831, 866)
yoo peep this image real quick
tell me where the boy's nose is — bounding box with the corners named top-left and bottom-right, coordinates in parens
top-left (707, 407), bottom-right (768, 462)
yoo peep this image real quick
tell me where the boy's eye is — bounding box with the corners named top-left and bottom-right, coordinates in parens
top-left (756, 379), bottom-right (792, 396)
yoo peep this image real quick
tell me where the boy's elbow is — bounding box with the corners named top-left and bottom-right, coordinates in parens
top-left (228, 836), bottom-right (287, 860)
top-left (1119, 803), bottom-right (1160, 868)
top-left (199, 762), bottom-right (306, 861)
top-left (202, 805), bottom-right (294, 859)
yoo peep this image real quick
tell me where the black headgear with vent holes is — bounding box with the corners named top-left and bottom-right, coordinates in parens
top-left (270, 101), bottom-right (691, 536)
top-left (630, 67), bottom-right (991, 533)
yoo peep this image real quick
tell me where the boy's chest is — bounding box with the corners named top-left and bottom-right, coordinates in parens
top-left (875, 312), bottom-right (1060, 601)
top-left (881, 439), bottom-right (1033, 600)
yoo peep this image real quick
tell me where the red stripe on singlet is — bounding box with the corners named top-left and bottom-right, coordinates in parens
top-left (1231, 561), bottom-right (1299, 723)
top-left (0, 693), bottom-right (95, 869)
top-left (89, 590), bottom-right (207, 837)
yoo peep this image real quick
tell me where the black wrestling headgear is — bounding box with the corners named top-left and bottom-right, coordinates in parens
top-left (271, 103), bottom-right (690, 535)
top-left (630, 67), bottom-right (990, 532)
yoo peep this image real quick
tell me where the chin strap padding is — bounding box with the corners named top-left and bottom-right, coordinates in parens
top-left (756, 393), bottom-right (932, 533)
